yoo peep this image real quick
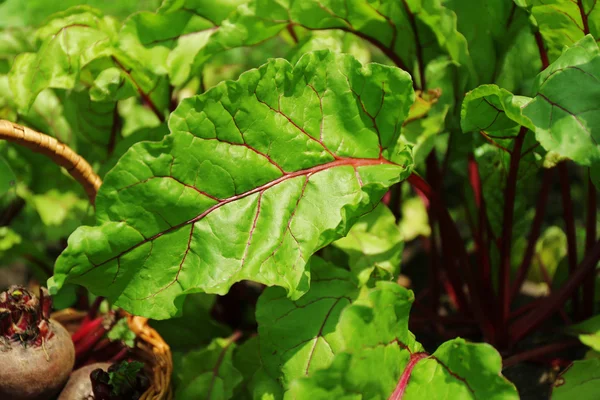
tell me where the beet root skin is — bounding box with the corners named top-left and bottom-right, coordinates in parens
top-left (0, 320), bottom-right (75, 400)
top-left (58, 362), bottom-right (112, 400)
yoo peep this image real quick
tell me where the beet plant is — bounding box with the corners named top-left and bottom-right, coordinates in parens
top-left (1, 0), bottom-right (600, 399)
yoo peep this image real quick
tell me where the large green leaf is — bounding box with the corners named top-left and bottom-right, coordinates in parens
top-left (257, 257), bottom-right (358, 388)
top-left (174, 335), bottom-right (243, 399)
top-left (523, 35), bottom-right (600, 166)
top-left (52, 51), bottom-right (414, 319)
top-left (552, 359), bottom-right (600, 399)
top-left (286, 282), bottom-right (518, 399)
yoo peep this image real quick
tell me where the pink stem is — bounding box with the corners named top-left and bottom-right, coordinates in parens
top-left (388, 352), bottom-right (429, 400)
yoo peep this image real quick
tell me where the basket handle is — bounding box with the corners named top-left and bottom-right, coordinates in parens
top-left (0, 119), bottom-right (101, 204)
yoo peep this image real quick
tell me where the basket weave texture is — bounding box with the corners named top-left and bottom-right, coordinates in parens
top-left (52, 309), bottom-right (174, 400)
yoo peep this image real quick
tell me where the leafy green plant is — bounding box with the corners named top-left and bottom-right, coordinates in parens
top-left (1, 0), bottom-right (600, 399)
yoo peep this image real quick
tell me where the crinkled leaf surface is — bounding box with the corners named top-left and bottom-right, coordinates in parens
top-left (198, 0), bottom-right (474, 86)
top-left (174, 335), bottom-right (243, 400)
top-left (523, 35), bottom-right (600, 166)
top-left (53, 51), bottom-right (414, 319)
top-left (119, 0), bottom-right (246, 86)
top-left (286, 282), bottom-right (518, 399)
top-left (8, 7), bottom-right (117, 111)
top-left (332, 203), bottom-right (403, 284)
top-left (9, 6), bottom-right (170, 120)
top-left (257, 257), bottom-right (358, 388)
top-left (552, 359), bottom-right (600, 399)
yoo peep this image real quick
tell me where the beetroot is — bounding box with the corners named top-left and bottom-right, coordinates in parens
top-left (58, 362), bottom-right (112, 400)
top-left (58, 360), bottom-right (150, 400)
top-left (0, 285), bottom-right (75, 400)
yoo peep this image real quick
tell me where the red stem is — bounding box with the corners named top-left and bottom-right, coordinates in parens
top-left (388, 352), bottom-right (429, 400)
top-left (498, 127), bottom-right (527, 334)
top-left (72, 317), bottom-right (103, 344)
top-left (502, 339), bottom-right (580, 369)
top-left (81, 296), bottom-right (105, 326)
top-left (426, 153), bottom-right (441, 314)
top-left (510, 168), bottom-right (553, 301)
top-left (577, 0), bottom-right (590, 35)
top-left (468, 155), bottom-right (493, 295)
top-left (558, 162), bottom-right (579, 317)
top-left (534, 31), bottom-right (549, 70)
top-left (584, 175), bottom-right (597, 318)
top-left (400, 0), bottom-right (426, 89)
top-left (510, 239), bottom-right (600, 343)
top-left (411, 177), bottom-right (469, 314)
top-left (408, 173), bottom-right (496, 341)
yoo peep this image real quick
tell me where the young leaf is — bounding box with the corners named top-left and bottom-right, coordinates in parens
top-left (52, 51), bottom-right (414, 319)
top-left (107, 360), bottom-right (145, 396)
top-left (107, 317), bottom-right (136, 348)
top-left (175, 334), bottom-right (243, 400)
top-left (461, 84), bottom-right (535, 134)
top-left (523, 35), bottom-right (600, 166)
top-left (257, 257), bottom-right (358, 387)
top-left (332, 203), bottom-right (403, 284)
top-left (286, 282), bottom-right (518, 399)
top-left (552, 359), bottom-right (600, 399)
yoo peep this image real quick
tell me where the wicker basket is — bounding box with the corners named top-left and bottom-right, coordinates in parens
top-left (0, 120), bottom-right (173, 399)
top-left (52, 309), bottom-right (173, 400)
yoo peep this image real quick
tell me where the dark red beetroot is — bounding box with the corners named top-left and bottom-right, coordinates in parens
top-left (58, 360), bottom-right (150, 400)
top-left (0, 285), bottom-right (75, 400)
top-left (58, 362), bottom-right (112, 400)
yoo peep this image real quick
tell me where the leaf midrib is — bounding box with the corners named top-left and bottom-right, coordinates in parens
top-left (75, 156), bottom-right (399, 277)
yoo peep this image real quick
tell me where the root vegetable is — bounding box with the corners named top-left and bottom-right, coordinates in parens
top-left (0, 285), bottom-right (75, 400)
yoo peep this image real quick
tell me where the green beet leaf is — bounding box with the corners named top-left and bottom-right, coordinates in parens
top-left (286, 282), bottom-right (517, 399)
top-left (527, 0), bottom-right (600, 62)
top-left (52, 51), bottom-right (414, 319)
top-left (552, 359), bottom-right (600, 399)
top-left (119, 0), bottom-right (246, 86)
top-left (257, 257), bottom-right (358, 388)
top-left (523, 35), bottom-right (600, 166)
top-left (175, 334), bottom-right (243, 400)
top-left (233, 336), bottom-right (283, 400)
top-left (197, 0), bottom-right (474, 87)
